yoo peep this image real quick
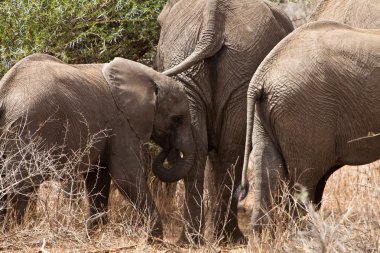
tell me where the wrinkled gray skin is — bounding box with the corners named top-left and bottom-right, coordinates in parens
top-left (156, 0), bottom-right (293, 244)
top-left (240, 22), bottom-right (380, 231)
top-left (0, 53), bottom-right (195, 241)
top-left (309, 0), bottom-right (380, 28)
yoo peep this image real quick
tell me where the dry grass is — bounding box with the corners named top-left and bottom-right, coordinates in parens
top-left (238, 164), bottom-right (380, 253)
top-left (0, 129), bottom-right (379, 252)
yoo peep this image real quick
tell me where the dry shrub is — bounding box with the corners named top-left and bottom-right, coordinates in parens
top-left (0, 120), bottom-right (379, 252)
top-left (0, 121), bottom-right (157, 252)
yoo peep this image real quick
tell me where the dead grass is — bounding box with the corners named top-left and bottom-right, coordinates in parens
top-left (0, 129), bottom-right (379, 252)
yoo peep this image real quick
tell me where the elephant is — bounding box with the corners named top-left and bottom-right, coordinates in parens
top-left (0, 53), bottom-right (195, 241)
top-left (239, 21), bottom-right (380, 231)
top-left (155, 0), bottom-right (294, 244)
top-left (309, 0), bottom-right (380, 28)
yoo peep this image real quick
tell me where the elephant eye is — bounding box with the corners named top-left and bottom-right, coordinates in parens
top-left (171, 115), bottom-right (183, 126)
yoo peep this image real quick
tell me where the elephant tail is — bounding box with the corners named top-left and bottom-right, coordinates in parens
top-left (162, 0), bottom-right (225, 76)
top-left (235, 85), bottom-right (263, 201)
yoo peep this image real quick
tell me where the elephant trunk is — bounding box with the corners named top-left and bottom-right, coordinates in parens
top-left (163, 0), bottom-right (225, 76)
top-left (152, 128), bottom-right (195, 182)
top-left (238, 84), bottom-right (263, 200)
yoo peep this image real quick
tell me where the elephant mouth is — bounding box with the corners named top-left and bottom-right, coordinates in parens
top-left (152, 126), bottom-right (195, 183)
top-left (163, 149), bottom-right (183, 168)
top-left (152, 146), bottom-right (193, 183)
top-left (155, 148), bottom-right (182, 170)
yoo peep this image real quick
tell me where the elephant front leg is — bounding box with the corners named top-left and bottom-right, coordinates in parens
top-left (177, 108), bottom-right (208, 245)
top-left (84, 164), bottom-right (111, 233)
top-left (178, 152), bottom-right (207, 245)
top-left (108, 133), bottom-right (163, 242)
top-left (112, 172), bottom-right (163, 242)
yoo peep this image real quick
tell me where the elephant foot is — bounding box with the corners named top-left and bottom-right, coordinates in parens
top-left (147, 222), bottom-right (164, 245)
top-left (85, 213), bottom-right (108, 236)
top-left (147, 234), bottom-right (163, 245)
top-left (218, 228), bottom-right (248, 245)
top-left (176, 231), bottom-right (204, 247)
top-left (228, 229), bottom-right (248, 245)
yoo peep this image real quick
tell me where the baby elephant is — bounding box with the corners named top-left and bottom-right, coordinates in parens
top-left (0, 54), bottom-right (195, 241)
top-left (240, 21), bottom-right (380, 231)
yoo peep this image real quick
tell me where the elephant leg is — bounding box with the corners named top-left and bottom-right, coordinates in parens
top-left (178, 109), bottom-right (208, 245)
top-left (314, 166), bottom-right (340, 209)
top-left (288, 164), bottom-right (336, 216)
top-left (84, 164), bottom-right (111, 233)
top-left (178, 154), bottom-right (207, 244)
top-left (108, 133), bottom-right (163, 242)
top-left (207, 101), bottom-right (247, 244)
top-left (112, 171), bottom-right (163, 242)
top-left (0, 168), bottom-right (6, 219)
top-left (63, 179), bottom-right (84, 200)
top-left (8, 175), bottom-right (41, 226)
top-left (208, 150), bottom-right (245, 244)
top-left (0, 193), bottom-right (7, 220)
top-left (251, 118), bottom-right (286, 233)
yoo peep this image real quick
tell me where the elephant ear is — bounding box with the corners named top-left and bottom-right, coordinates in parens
top-left (102, 57), bottom-right (158, 141)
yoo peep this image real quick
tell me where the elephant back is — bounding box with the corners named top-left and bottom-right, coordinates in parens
top-left (309, 0), bottom-right (380, 29)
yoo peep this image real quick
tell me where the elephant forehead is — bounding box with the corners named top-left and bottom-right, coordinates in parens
top-left (159, 93), bottom-right (188, 113)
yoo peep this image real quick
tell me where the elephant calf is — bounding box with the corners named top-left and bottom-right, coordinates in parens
top-left (0, 53), bottom-right (195, 241)
top-left (240, 21), bottom-right (380, 231)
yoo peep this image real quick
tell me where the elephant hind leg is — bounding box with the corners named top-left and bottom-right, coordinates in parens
top-left (7, 178), bottom-right (41, 227)
top-left (314, 165), bottom-right (341, 209)
top-left (207, 150), bottom-right (246, 244)
top-left (250, 118), bottom-right (286, 233)
top-left (0, 192), bottom-right (7, 220)
top-left (84, 164), bottom-right (111, 233)
top-left (6, 154), bottom-right (43, 227)
top-left (0, 167), bottom-right (6, 220)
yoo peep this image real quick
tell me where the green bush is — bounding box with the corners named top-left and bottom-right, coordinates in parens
top-left (0, 0), bottom-right (166, 77)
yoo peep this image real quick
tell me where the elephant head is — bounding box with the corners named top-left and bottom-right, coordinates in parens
top-left (102, 58), bottom-right (195, 182)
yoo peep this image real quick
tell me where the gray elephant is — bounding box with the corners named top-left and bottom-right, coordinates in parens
top-left (240, 21), bottom-right (380, 231)
top-left (309, 0), bottom-right (380, 28)
top-left (0, 53), bottom-right (195, 241)
top-left (155, 0), bottom-right (293, 244)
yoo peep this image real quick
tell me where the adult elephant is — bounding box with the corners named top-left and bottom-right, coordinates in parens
top-left (240, 21), bottom-right (380, 231)
top-left (155, 0), bottom-right (293, 244)
top-left (0, 53), bottom-right (195, 241)
top-left (309, 0), bottom-right (380, 28)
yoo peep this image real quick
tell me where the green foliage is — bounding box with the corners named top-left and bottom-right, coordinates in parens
top-left (0, 0), bottom-right (166, 77)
